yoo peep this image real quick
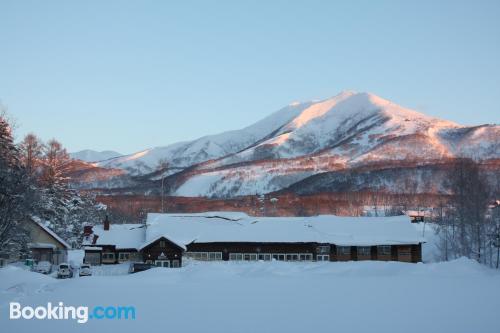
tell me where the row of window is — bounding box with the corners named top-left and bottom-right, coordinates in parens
top-left (336, 246), bottom-right (392, 256)
top-left (229, 253), bottom-right (315, 261)
top-left (185, 252), bottom-right (223, 261)
top-left (185, 246), bottom-right (398, 262)
top-left (102, 252), bottom-right (132, 261)
top-left (101, 246), bottom-right (401, 264)
top-left (102, 253), bottom-right (115, 260)
top-left (153, 259), bottom-right (180, 268)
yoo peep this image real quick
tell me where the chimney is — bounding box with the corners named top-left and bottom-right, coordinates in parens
top-left (103, 215), bottom-right (110, 231)
top-left (92, 234), bottom-right (99, 245)
top-left (83, 225), bottom-right (93, 236)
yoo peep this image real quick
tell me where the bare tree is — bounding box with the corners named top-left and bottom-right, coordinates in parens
top-left (19, 133), bottom-right (45, 178)
top-left (438, 158), bottom-right (491, 264)
top-left (40, 139), bottom-right (71, 189)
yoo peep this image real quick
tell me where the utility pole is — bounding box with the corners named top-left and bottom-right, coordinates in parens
top-left (491, 226), bottom-right (500, 269)
top-left (157, 159), bottom-right (169, 214)
top-left (161, 175), bottom-right (165, 213)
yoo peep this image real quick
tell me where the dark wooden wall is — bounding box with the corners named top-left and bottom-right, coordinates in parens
top-left (186, 242), bottom-right (423, 263)
top-left (141, 237), bottom-right (183, 265)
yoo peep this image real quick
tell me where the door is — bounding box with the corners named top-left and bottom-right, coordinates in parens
top-left (155, 260), bottom-right (170, 268)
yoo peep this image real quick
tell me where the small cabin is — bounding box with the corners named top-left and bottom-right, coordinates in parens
top-left (82, 216), bottom-right (144, 265)
top-left (25, 218), bottom-right (70, 264)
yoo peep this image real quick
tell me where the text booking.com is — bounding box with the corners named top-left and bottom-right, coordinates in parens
top-left (9, 302), bottom-right (136, 324)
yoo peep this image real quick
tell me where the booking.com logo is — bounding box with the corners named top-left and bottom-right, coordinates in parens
top-left (9, 302), bottom-right (136, 324)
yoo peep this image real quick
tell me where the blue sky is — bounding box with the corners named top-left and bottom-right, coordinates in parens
top-left (1, 0), bottom-right (499, 153)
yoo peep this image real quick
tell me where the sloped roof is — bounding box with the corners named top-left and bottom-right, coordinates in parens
top-left (89, 224), bottom-right (145, 250)
top-left (31, 219), bottom-right (71, 249)
top-left (144, 212), bottom-right (423, 247)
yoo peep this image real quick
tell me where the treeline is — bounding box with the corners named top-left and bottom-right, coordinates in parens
top-left (435, 158), bottom-right (500, 268)
top-left (0, 111), bottom-right (105, 256)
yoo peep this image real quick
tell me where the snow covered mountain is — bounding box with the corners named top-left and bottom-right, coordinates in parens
top-left (70, 149), bottom-right (122, 162)
top-left (93, 101), bottom-right (313, 174)
top-left (74, 91), bottom-right (499, 197)
top-left (169, 91), bottom-right (498, 197)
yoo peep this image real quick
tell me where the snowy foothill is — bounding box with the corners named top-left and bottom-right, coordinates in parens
top-left (1, 254), bottom-right (500, 333)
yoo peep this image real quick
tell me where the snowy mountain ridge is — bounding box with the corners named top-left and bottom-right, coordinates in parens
top-left (94, 100), bottom-right (313, 174)
top-left (95, 91), bottom-right (466, 172)
top-left (70, 149), bottom-right (122, 163)
top-left (74, 91), bottom-right (499, 197)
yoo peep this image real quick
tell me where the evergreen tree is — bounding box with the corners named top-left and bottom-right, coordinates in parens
top-left (0, 115), bottom-right (33, 256)
top-left (29, 139), bottom-right (106, 246)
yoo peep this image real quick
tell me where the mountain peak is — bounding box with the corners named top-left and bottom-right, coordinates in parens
top-left (70, 149), bottom-right (122, 163)
top-left (94, 91), bottom-right (474, 173)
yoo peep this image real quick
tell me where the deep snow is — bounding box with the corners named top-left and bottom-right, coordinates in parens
top-left (1, 257), bottom-right (499, 333)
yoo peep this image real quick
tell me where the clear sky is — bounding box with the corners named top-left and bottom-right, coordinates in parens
top-left (1, 0), bottom-right (499, 154)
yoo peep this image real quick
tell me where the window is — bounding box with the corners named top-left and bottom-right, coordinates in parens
top-left (357, 247), bottom-right (371, 256)
top-left (228, 253), bottom-right (261, 261)
top-left (208, 252), bottom-right (222, 260)
top-left (155, 260), bottom-right (169, 268)
top-left (286, 254), bottom-right (299, 261)
top-left (243, 253), bottom-right (258, 261)
top-left (258, 254), bottom-right (272, 261)
top-left (229, 253), bottom-right (243, 261)
top-left (118, 252), bottom-right (130, 261)
top-left (337, 246), bottom-right (351, 255)
top-left (377, 245), bottom-right (391, 256)
top-left (186, 252), bottom-right (222, 261)
top-left (317, 245), bottom-right (330, 254)
top-left (317, 255), bottom-right (330, 261)
top-left (145, 260), bottom-right (153, 264)
top-left (171, 260), bottom-right (180, 268)
top-left (299, 253), bottom-right (313, 261)
top-left (159, 240), bottom-right (166, 248)
top-left (102, 252), bottom-right (115, 261)
top-left (272, 254), bottom-right (285, 261)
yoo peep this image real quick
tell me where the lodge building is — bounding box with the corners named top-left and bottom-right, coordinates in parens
top-left (83, 212), bottom-right (424, 267)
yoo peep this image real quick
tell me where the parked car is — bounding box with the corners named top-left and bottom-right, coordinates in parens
top-left (33, 261), bottom-right (52, 274)
top-left (79, 264), bottom-right (92, 277)
top-left (129, 262), bottom-right (153, 274)
top-left (56, 263), bottom-right (73, 279)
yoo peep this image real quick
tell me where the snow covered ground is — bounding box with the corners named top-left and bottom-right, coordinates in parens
top-left (1, 257), bottom-right (499, 333)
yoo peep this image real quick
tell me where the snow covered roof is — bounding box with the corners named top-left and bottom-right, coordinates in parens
top-left (90, 224), bottom-right (145, 250)
top-left (30, 219), bottom-right (71, 249)
top-left (28, 242), bottom-right (57, 249)
top-left (144, 212), bottom-right (423, 247)
top-left (83, 246), bottom-right (103, 251)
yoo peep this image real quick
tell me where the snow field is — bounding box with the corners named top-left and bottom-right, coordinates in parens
top-left (1, 258), bottom-right (499, 333)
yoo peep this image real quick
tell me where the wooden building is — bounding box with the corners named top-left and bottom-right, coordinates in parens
top-left (139, 236), bottom-right (184, 268)
top-left (83, 212), bottom-right (424, 268)
top-left (25, 218), bottom-right (70, 264)
top-left (83, 216), bottom-right (144, 265)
